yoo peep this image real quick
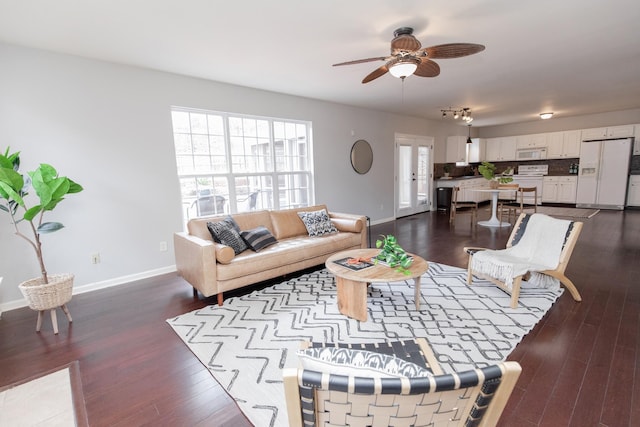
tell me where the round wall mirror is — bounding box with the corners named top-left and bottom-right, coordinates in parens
top-left (350, 139), bottom-right (373, 174)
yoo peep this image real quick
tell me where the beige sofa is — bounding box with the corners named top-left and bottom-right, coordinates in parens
top-left (174, 204), bottom-right (368, 305)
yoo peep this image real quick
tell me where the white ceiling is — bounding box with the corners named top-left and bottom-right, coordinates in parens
top-left (1, 0), bottom-right (639, 127)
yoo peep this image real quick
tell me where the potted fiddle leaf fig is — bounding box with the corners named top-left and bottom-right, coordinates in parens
top-left (0, 147), bottom-right (83, 332)
top-left (374, 234), bottom-right (413, 275)
top-left (478, 161), bottom-right (514, 188)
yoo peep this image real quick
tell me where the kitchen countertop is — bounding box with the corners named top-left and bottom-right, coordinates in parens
top-left (435, 175), bottom-right (482, 181)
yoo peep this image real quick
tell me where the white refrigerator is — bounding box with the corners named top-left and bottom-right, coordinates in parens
top-left (576, 138), bottom-right (632, 210)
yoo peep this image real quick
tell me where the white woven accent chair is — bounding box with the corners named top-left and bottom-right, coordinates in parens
top-left (283, 338), bottom-right (521, 427)
top-left (464, 213), bottom-right (583, 308)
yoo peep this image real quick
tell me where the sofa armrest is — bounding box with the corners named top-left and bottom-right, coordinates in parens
top-left (329, 212), bottom-right (368, 248)
top-left (174, 232), bottom-right (219, 297)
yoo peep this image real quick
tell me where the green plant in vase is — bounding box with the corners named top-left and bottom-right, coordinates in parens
top-left (478, 161), bottom-right (514, 186)
top-left (374, 234), bottom-right (413, 275)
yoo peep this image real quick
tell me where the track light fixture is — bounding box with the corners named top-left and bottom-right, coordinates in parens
top-left (441, 107), bottom-right (473, 123)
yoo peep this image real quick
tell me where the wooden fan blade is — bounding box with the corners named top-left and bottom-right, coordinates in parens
top-left (362, 64), bottom-right (389, 83)
top-left (414, 59), bottom-right (440, 77)
top-left (333, 57), bottom-right (387, 66)
top-left (422, 43), bottom-right (485, 59)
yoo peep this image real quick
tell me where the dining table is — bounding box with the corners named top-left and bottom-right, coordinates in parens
top-left (471, 188), bottom-right (518, 227)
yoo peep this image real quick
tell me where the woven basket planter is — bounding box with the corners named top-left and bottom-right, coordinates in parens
top-left (18, 274), bottom-right (74, 311)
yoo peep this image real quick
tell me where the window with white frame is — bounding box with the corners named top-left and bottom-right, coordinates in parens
top-left (171, 107), bottom-right (314, 223)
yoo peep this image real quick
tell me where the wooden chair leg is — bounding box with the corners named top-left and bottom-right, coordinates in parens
top-left (217, 293), bottom-right (224, 306)
top-left (510, 276), bottom-right (523, 308)
top-left (36, 310), bottom-right (44, 332)
top-left (466, 256), bottom-right (474, 285)
top-left (544, 271), bottom-right (582, 302)
top-left (51, 309), bottom-right (59, 335)
top-left (61, 304), bottom-right (73, 323)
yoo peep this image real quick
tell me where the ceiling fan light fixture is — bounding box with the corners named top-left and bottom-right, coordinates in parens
top-left (389, 58), bottom-right (419, 79)
top-left (540, 112), bottom-right (554, 120)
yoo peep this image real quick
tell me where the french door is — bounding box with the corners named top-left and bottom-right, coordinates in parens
top-left (395, 134), bottom-right (434, 218)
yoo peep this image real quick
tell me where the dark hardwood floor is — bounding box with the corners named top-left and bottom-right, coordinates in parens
top-left (1, 207), bottom-right (638, 426)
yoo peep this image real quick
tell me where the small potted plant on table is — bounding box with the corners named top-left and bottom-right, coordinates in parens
top-left (374, 234), bottom-right (413, 275)
top-left (0, 147), bottom-right (83, 334)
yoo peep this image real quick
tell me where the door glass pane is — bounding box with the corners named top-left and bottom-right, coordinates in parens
top-left (417, 146), bottom-right (429, 206)
top-left (398, 145), bottom-right (412, 209)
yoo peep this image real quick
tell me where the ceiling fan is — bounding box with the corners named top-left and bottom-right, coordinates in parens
top-left (333, 27), bottom-right (485, 83)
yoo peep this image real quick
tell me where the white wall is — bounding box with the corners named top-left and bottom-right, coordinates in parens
top-left (0, 43), bottom-right (449, 308)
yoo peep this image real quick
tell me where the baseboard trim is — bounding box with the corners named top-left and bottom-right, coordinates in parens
top-left (0, 265), bottom-right (177, 314)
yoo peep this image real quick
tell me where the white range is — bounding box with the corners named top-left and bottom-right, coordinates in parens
top-left (511, 164), bottom-right (547, 205)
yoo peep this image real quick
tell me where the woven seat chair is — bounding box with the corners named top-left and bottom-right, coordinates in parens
top-left (464, 213), bottom-right (583, 308)
top-left (283, 338), bottom-right (521, 427)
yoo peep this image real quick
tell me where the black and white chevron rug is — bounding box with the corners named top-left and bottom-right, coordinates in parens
top-left (167, 263), bottom-right (562, 427)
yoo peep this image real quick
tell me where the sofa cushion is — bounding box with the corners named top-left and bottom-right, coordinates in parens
top-left (241, 226), bottom-right (278, 252)
top-left (207, 217), bottom-right (248, 255)
top-left (270, 204), bottom-right (328, 240)
top-left (298, 347), bottom-right (433, 378)
top-left (215, 232), bottom-right (362, 282)
top-left (187, 210), bottom-right (273, 242)
top-left (298, 209), bottom-right (338, 237)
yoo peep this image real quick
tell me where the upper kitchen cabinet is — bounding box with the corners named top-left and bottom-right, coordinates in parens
top-left (446, 136), bottom-right (467, 163)
top-left (516, 133), bottom-right (547, 149)
top-left (581, 125), bottom-right (634, 141)
top-left (485, 136), bottom-right (517, 161)
top-left (547, 130), bottom-right (581, 158)
top-left (634, 124), bottom-right (640, 155)
top-left (468, 138), bottom-right (485, 163)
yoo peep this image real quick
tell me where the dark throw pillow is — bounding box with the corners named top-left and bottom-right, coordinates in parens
top-left (297, 209), bottom-right (338, 237)
top-left (206, 217), bottom-right (248, 255)
top-left (241, 226), bottom-right (278, 252)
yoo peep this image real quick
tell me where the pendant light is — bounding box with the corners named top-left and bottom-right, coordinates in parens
top-left (466, 125), bottom-right (473, 144)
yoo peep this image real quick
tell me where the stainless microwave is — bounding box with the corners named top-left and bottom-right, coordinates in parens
top-left (516, 147), bottom-right (547, 161)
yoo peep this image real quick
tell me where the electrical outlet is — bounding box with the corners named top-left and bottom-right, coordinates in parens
top-left (91, 253), bottom-right (101, 264)
top-left (159, 241), bottom-right (168, 252)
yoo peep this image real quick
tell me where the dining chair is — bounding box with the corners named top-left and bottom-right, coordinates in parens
top-left (498, 186), bottom-right (537, 224)
top-left (449, 186), bottom-right (478, 228)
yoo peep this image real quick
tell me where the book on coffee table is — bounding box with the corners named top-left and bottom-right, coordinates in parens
top-left (333, 257), bottom-right (374, 271)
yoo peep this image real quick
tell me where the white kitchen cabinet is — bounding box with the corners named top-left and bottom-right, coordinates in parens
top-left (582, 125), bottom-right (635, 141)
top-left (634, 124), bottom-right (640, 155)
top-left (446, 136), bottom-right (467, 163)
top-left (468, 138), bottom-right (485, 163)
top-left (516, 133), bottom-right (547, 149)
top-left (485, 137), bottom-right (517, 161)
top-left (563, 130), bottom-right (582, 157)
top-left (542, 177), bottom-right (558, 203)
top-left (547, 130), bottom-right (581, 158)
top-left (543, 176), bottom-right (577, 203)
top-left (627, 175), bottom-right (640, 206)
